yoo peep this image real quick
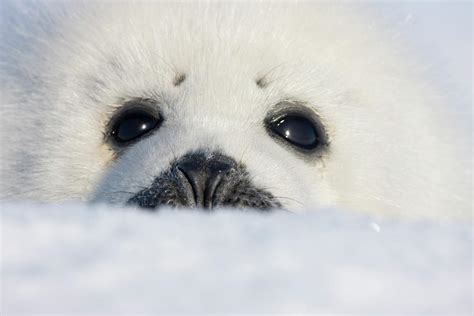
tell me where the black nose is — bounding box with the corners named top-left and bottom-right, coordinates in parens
top-left (176, 153), bottom-right (236, 208)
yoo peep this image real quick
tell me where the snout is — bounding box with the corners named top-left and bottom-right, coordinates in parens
top-left (128, 151), bottom-right (281, 211)
top-left (176, 153), bottom-right (235, 208)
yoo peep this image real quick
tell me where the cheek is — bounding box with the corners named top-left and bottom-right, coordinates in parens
top-left (90, 145), bottom-right (174, 203)
top-left (98, 142), bottom-right (117, 167)
top-left (236, 141), bottom-right (329, 210)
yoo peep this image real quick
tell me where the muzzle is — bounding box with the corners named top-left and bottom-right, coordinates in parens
top-left (127, 150), bottom-right (281, 211)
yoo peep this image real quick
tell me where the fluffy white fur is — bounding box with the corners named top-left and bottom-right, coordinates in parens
top-left (0, 2), bottom-right (470, 218)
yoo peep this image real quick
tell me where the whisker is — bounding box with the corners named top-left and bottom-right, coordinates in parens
top-left (272, 195), bottom-right (304, 206)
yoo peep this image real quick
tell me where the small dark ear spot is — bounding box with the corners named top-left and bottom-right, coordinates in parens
top-left (255, 76), bottom-right (268, 89)
top-left (173, 73), bottom-right (186, 86)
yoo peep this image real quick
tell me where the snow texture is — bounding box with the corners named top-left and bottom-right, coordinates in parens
top-left (1, 203), bottom-right (471, 314)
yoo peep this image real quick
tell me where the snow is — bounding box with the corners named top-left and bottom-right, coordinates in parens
top-left (1, 203), bottom-right (471, 314)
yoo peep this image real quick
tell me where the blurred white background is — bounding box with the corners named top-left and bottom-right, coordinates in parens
top-left (374, 2), bottom-right (472, 133)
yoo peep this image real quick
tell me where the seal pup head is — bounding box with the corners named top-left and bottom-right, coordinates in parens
top-left (0, 2), bottom-right (470, 217)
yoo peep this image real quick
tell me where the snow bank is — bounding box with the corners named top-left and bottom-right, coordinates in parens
top-left (1, 203), bottom-right (471, 314)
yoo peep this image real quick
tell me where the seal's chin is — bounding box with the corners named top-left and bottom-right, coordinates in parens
top-left (127, 151), bottom-right (281, 211)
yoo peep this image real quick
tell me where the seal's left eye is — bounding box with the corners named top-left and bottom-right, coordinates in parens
top-left (269, 114), bottom-right (323, 150)
top-left (110, 109), bottom-right (161, 144)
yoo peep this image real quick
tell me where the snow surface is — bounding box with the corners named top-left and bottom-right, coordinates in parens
top-left (1, 203), bottom-right (471, 314)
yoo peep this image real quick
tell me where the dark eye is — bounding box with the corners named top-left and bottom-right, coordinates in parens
top-left (110, 108), bottom-right (161, 144)
top-left (269, 114), bottom-right (323, 150)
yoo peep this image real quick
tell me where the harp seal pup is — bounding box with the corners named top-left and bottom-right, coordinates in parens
top-left (0, 2), bottom-right (470, 218)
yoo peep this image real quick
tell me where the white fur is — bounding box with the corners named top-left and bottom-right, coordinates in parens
top-left (0, 2), bottom-right (470, 218)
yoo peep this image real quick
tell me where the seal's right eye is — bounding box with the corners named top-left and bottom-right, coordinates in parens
top-left (109, 104), bottom-right (162, 145)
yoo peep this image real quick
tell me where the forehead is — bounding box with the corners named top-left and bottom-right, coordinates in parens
top-left (80, 5), bottom-right (348, 65)
top-left (88, 4), bottom-right (316, 76)
top-left (54, 3), bottom-right (372, 118)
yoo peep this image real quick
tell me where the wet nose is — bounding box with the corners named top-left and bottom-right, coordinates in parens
top-left (176, 153), bottom-right (236, 208)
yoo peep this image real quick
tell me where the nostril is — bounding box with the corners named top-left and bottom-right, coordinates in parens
top-left (176, 166), bottom-right (202, 207)
top-left (176, 153), bottom-right (236, 209)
